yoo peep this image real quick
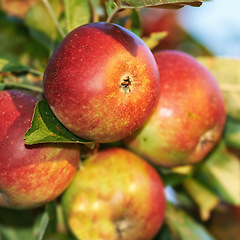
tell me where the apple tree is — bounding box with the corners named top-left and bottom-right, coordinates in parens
top-left (0, 0), bottom-right (239, 240)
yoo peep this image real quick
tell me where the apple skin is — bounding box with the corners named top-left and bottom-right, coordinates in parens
top-left (123, 50), bottom-right (226, 167)
top-left (62, 147), bottom-right (166, 240)
top-left (0, 90), bottom-right (80, 209)
top-left (43, 22), bottom-right (160, 143)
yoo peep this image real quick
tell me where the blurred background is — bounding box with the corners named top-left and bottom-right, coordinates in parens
top-left (180, 0), bottom-right (240, 58)
top-left (140, 0), bottom-right (240, 58)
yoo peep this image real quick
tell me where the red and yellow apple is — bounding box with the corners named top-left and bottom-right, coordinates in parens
top-left (124, 50), bottom-right (226, 167)
top-left (62, 147), bottom-right (166, 240)
top-left (0, 90), bottom-right (80, 209)
top-left (43, 22), bottom-right (160, 143)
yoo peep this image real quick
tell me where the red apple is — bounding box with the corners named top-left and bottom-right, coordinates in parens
top-left (43, 22), bottom-right (160, 143)
top-left (124, 50), bottom-right (226, 167)
top-left (140, 8), bottom-right (187, 51)
top-left (62, 147), bottom-right (166, 240)
top-left (0, 90), bottom-right (80, 209)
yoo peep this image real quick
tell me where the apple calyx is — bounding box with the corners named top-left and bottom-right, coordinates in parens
top-left (115, 219), bottom-right (132, 238)
top-left (199, 128), bottom-right (217, 149)
top-left (120, 74), bottom-right (132, 94)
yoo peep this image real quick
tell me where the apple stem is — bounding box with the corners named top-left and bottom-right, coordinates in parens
top-left (106, 7), bottom-right (123, 23)
top-left (42, 0), bottom-right (66, 38)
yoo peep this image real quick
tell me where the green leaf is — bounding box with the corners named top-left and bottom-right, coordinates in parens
top-left (198, 57), bottom-right (240, 120)
top-left (64, 0), bottom-right (91, 33)
top-left (36, 212), bottom-right (50, 240)
top-left (45, 202), bottom-right (57, 235)
top-left (195, 141), bottom-right (240, 205)
top-left (24, 99), bottom-right (93, 145)
top-left (105, 0), bottom-right (118, 18)
top-left (165, 202), bottom-right (215, 240)
top-left (155, 223), bottom-right (180, 240)
top-left (118, 0), bottom-right (205, 9)
top-left (130, 9), bottom-right (141, 36)
top-left (0, 208), bottom-right (36, 240)
top-left (183, 178), bottom-right (219, 221)
top-left (0, 83), bottom-right (5, 91)
top-left (0, 58), bottom-right (31, 73)
top-left (142, 31), bottom-right (168, 50)
top-left (223, 116), bottom-right (240, 149)
top-left (25, 0), bottom-right (63, 52)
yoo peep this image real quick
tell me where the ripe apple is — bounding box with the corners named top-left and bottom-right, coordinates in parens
top-left (62, 147), bottom-right (166, 240)
top-left (124, 50), bottom-right (226, 167)
top-left (43, 22), bottom-right (160, 143)
top-left (140, 8), bottom-right (186, 51)
top-left (0, 90), bottom-right (80, 209)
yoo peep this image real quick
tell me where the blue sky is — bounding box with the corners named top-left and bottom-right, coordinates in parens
top-left (179, 0), bottom-right (240, 58)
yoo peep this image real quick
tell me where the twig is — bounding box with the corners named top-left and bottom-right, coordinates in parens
top-left (106, 6), bottom-right (122, 23)
top-left (42, 0), bottom-right (66, 38)
top-left (3, 82), bottom-right (43, 93)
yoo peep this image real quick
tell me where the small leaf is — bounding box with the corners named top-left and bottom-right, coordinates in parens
top-left (183, 178), bottom-right (219, 221)
top-left (130, 9), bottom-right (141, 36)
top-left (198, 57), bottom-right (240, 120)
top-left (24, 99), bottom-right (93, 145)
top-left (165, 202), bottom-right (215, 240)
top-left (195, 141), bottom-right (240, 205)
top-left (223, 116), bottom-right (240, 149)
top-left (118, 0), bottom-right (205, 9)
top-left (0, 58), bottom-right (31, 72)
top-left (64, 0), bottom-right (91, 33)
top-left (142, 31), bottom-right (168, 50)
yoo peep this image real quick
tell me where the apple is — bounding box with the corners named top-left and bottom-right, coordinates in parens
top-left (0, 90), bottom-right (80, 209)
top-left (124, 50), bottom-right (226, 167)
top-left (43, 22), bottom-right (160, 143)
top-left (62, 147), bottom-right (166, 240)
top-left (140, 8), bottom-right (186, 51)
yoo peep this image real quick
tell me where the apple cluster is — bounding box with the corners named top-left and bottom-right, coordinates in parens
top-left (0, 22), bottom-right (226, 240)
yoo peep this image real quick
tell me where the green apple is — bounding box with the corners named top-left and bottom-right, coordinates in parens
top-left (124, 50), bottom-right (226, 167)
top-left (43, 22), bottom-right (160, 143)
top-left (0, 90), bottom-right (80, 209)
top-left (62, 147), bottom-right (166, 240)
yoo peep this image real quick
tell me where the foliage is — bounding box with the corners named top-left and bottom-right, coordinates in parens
top-left (0, 0), bottom-right (239, 239)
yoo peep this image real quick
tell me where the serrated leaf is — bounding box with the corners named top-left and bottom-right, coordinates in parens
top-left (142, 31), bottom-right (168, 50)
top-left (198, 57), bottom-right (240, 120)
top-left (64, 0), bottom-right (91, 33)
top-left (118, 0), bottom-right (204, 9)
top-left (24, 99), bottom-right (93, 145)
top-left (195, 141), bottom-right (240, 205)
top-left (165, 202), bottom-right (215, 240)
top-left (183, 178), bottom-right (219, 221)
